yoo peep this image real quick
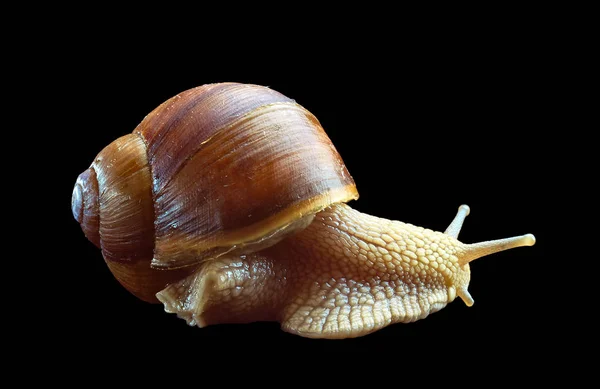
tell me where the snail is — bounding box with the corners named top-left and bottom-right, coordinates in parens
top-left (72, 82), bottom-right (536, 339)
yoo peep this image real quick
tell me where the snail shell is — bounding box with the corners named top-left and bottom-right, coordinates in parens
top-left (72, 82), bottom-right (357, 301)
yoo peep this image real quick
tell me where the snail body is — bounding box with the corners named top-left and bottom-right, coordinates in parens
top-left (72, 82), bottom-right (535, 338)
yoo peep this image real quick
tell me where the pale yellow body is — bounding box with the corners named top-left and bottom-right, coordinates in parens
top-left (157, 204), bottom-right (533, 338)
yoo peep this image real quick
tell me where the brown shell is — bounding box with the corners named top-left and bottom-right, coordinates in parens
top-left (74, 82), bottom-right (358, 300)
top-left (92, 134), bottom-right (155, 263)
top-left (133, 82), bottom-right (358, 269)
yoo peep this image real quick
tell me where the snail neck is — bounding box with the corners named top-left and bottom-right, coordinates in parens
top-left (279, 203), bottom-right (467, 301)
top-left (290, 204), bottom-right (465, 274)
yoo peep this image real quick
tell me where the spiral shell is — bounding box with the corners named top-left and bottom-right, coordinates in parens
top-left (73, 82), bottom-right (358, 299)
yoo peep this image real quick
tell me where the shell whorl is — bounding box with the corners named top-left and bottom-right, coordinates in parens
top-left (72, 167), bottom-right (100, 248)
top-left (134, 82), bottom-right (358, 269)
top-left (91, 134), bottom-right (155, 263)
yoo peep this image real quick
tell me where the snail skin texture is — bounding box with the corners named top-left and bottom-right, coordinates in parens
top-left (72, 82), bottom-right (536, 339)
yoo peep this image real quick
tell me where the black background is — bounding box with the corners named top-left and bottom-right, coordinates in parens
top-left (26, 12), bottom-right (565, 383)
